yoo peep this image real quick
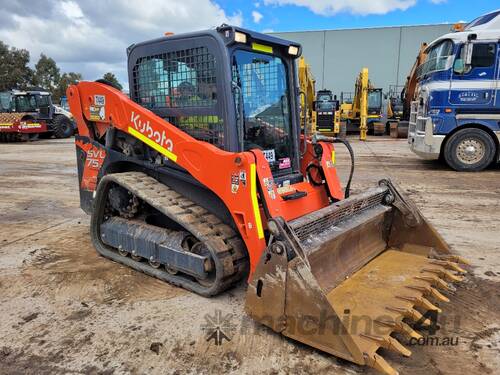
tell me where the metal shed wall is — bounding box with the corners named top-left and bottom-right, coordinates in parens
top-left (271, 24), bottom-right (452, 94)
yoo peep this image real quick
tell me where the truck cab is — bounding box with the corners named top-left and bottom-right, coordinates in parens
top-left (408, 9), bottom-right (500, 171)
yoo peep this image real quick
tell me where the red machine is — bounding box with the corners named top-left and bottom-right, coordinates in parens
top-left (0, 112), bottom-right (48, 141)
top-left (68, 26), bottom-right (466, 374)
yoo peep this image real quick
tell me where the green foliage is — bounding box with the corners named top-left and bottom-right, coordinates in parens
top-left (53, 72), bottom-right (82, 102)
top-left (102, 72), bottom-right (123, 90)
top-left (0, 41), bottom-right (33, 91)
top-left (0, 40), bottom-right (87, 104)
top-left (33, 53), bottom-right (60, 92)
top-left (0, 40), bottom-right (124, 103)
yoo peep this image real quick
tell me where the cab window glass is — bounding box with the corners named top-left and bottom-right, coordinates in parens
top-left (471, 43), bottom-right (496, 68)
top-left (132, 46), bottom-right (223, 147)
top-left (37, 95), bottom-right (50, 107)
top-left (134, 47), bottom-right (217, 109)
top-left (458, 43), bottom-right (496, 72)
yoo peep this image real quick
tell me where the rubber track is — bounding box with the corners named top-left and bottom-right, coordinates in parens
top-left (96, 172), bottom-right (249, 296)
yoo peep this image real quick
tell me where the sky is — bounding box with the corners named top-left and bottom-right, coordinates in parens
top-left (0, 0), bottom-right (497, 88)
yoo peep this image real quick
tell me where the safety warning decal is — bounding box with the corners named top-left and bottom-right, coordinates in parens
top-left (89, 105), bottom-right (105, 121)
top-left (231, 173), bottom-right (240, 194)
top-left (89, 95), bottom-right (106, 121)
top-left (278, 157), bottom-right (291, 169)
top-left (263, 177), bottom-right (276, 200)
top-left (239, 171), bottom-right (247, 187)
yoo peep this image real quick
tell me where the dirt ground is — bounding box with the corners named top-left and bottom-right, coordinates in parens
top-left (0, 137), bottom-right (499, 375)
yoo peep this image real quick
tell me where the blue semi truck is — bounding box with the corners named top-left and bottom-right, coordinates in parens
top-left (408, 10), bottom-right (500, 171)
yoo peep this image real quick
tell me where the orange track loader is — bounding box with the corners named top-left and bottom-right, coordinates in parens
top-left (68, 26), bottom-right (467, 374)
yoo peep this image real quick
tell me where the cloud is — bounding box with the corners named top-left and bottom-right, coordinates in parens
top-left (252, 10), bottom-right (264, 23)
top-left (263, 0), bottom-right (417, 16)
top-left (0, 0), bottom-right (242, 87)
top-left (429, 0), bottom-right (447, 3)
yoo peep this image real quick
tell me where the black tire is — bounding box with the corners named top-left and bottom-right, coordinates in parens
top-left (443, 128), bottom-right (496, 172)
top-left (52, 115), bottom-right (74, 138)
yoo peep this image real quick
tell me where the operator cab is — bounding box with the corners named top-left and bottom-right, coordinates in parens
top-left (367, 88), bottom-right (383, 116)
top-left (127, 25), bottom-right (302, 184)
top-left (0, 90), bottom-right (53, 119)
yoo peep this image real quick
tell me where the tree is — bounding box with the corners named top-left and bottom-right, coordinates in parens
top-left (0, 41), bottom-right (33, 91)
top-left (53, 72), bottom-right (82, 103)
top-left (102, 72), bottom-right (123, 90)
top-left (33, 53), bottom-right (60, 92)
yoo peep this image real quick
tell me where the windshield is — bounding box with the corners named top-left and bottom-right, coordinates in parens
top-left (0, 92), bottom-right (12, 112)
top-left (368, 90), bottom-right (382, 110)
top-left (14, 95), bottom-right (38, 112)
top-left (232, 49), bottom-right (293, 173)
top-left (317, 93), bottom-right (331, 101)
top-left (317, 101), bottom-right (334, 111)
top-left (416, 40), bottom-right (454, 79)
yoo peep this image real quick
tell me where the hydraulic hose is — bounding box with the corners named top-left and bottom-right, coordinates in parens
top-left (332, 138), bottom-right (355, 198)
top-left (312, 134), bottom-right (355, 198)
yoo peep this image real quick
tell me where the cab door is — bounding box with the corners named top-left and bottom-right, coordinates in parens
top-left (36, 94), bottom-right (53, 119)
top-left (450, 42), bottom-right (497, 106)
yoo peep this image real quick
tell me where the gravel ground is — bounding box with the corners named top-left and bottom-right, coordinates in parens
top-left (0, 137), bottom-right (499, 375)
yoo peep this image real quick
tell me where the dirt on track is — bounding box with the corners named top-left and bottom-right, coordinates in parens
top-left (0, 137), bottom-right (499, 375)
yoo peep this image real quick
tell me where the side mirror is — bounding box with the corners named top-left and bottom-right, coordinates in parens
top-left (453, 58), bottom-right (465, 74)
top-left (312, 100), bottom-right (317, 111)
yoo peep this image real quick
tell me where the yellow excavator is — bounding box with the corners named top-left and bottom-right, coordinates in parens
top-left (340, 68), bottom-right (383, 140)
top-left (298, 56), bottom-right (340, 136)
top-left (298, 56), bottom-right (317, 134)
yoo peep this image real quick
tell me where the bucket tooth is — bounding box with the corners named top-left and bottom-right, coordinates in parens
top-left (375, 319), bottom-right (423, 340)
top-left (414, 275), bottom-right (451, 291)
top-left (387, 306), bottom-right (431, 326)
top-left (422, 267), bottom-right (464, 282)
top-left (361, 334), bottom-right (412, 357)
top-left (396, 295), bottom-right (442, 313)
top-left (431, 253), bottom-right (470, 265)
top-left (407, 285), bottom-right (450, 303)
top-left (365, 353), bottom-right (399, 375)
top-left (429, 260), bottom-right (467, 274)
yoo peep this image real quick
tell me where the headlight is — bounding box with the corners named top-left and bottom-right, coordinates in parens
top-left (288, 45), bottom-right (299, 56)
top-left (428, 109), bottom-right (440, 115)
top-left (234, 32), bottom-right (247, 44)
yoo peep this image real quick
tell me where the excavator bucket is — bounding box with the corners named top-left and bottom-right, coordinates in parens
top-left (246, 180), bottom-right (467, 375)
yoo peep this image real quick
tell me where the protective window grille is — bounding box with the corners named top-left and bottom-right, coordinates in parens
top-left (133, 47), bottom-right (224, 147)
top-left (232, 51), bottom-right (292, 172)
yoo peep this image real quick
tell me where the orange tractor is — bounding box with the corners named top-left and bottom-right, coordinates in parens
top-left (68, 26), bottom-right (467, 374)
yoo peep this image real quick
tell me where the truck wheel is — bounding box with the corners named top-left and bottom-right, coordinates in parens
top-left (53, 115), bottom-right (74, 138)
top-left (444, 128), bottom-right (496, 172)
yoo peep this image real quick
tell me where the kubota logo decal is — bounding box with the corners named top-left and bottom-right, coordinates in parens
top-left (130, 111), bottom-right (174, 152)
